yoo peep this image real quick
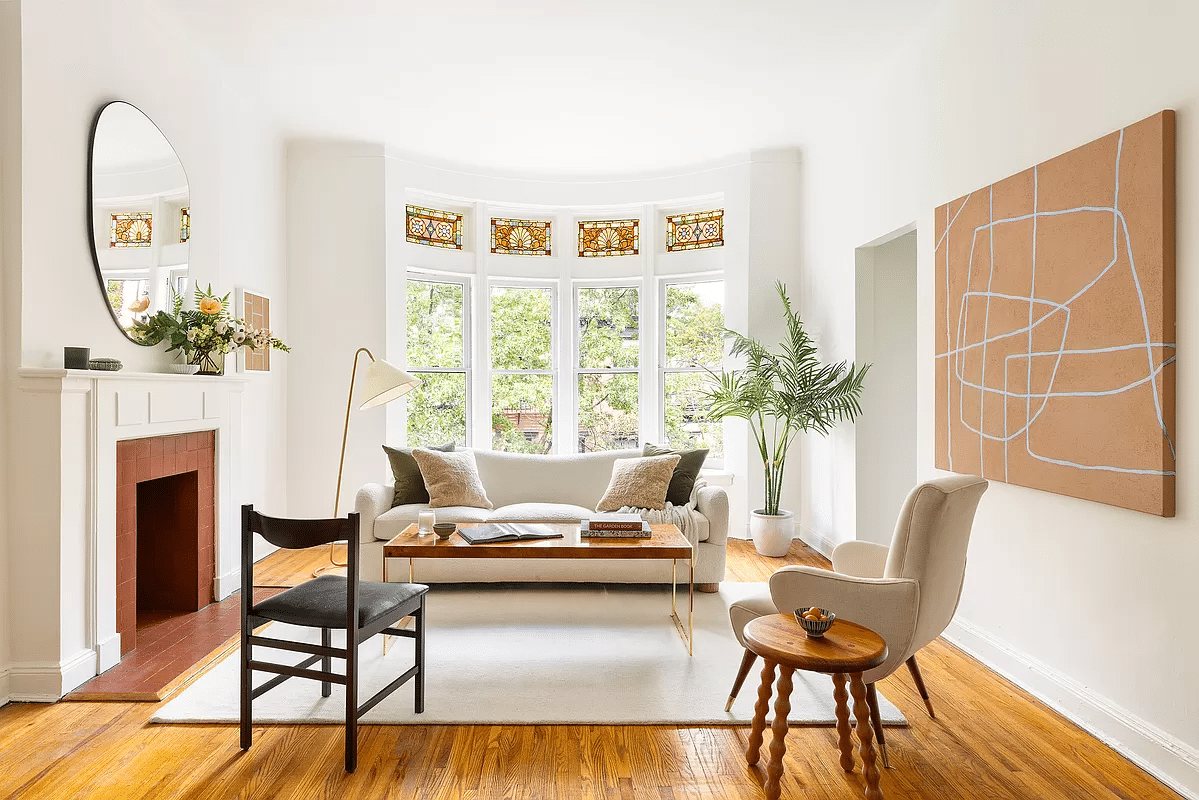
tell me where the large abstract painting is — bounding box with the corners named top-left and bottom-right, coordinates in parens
top-left (935, 110), bottom-right (1175, 516)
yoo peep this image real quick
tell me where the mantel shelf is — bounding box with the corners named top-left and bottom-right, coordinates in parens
top-left (18, 367), bottom-right (251, 383)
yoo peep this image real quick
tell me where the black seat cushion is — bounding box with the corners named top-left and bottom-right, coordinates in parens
top-left (251, 575), bottom-right (428, 629)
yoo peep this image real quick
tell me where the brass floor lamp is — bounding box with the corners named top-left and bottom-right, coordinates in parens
top-left (313, 347), bottom-right (420, 577)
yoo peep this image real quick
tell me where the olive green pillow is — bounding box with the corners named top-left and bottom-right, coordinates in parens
top-left (383, 442), bottom-right (455, 507)
top-left (643, 443), bottom-right (709, 506)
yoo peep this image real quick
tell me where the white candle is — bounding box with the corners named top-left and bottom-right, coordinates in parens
top-left (418, 511), bottom-right (436, 534)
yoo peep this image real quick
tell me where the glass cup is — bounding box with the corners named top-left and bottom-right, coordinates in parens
top-left (417, 511), bottom-right (436, 536)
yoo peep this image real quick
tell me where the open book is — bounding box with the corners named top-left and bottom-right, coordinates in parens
top-left (456, 523), bottom-right (564, 545)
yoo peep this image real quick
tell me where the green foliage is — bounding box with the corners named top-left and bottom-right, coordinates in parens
top-left (703, 282), bottom-right (869, 515)
top-left (130, 284), bottom-right (290, 359)
top-left (664, 283), bottom-right (725, 455)
top-left (106, 280), bottom-right (124, 315)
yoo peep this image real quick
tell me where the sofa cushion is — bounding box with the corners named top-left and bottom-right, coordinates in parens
top-left (474, 448), bottom-right (640, 508)
top-left (373, 504), bottom-right (491, 541)
top-left (489, 502), bottom-right (595, 522)
top-left (413, 448), bottom-right (493, 509)
top-left (643, 443), bottom-right (709, 506)
top-left (595, 454), bottom-right (680, 512)
top-left (383, 442), bottom-right (454, 507)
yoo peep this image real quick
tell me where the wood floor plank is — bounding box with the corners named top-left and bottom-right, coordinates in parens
top-left (0, 538), bottom-right (1183, 800)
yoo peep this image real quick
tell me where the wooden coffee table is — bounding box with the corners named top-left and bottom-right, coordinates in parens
top-left (744, 614), bottom-right (888, 800)
top-left (382, 522), bottom-right (696, 654)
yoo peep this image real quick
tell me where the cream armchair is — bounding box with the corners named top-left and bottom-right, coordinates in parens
top-left (726, 475), bottom-right (988, 766)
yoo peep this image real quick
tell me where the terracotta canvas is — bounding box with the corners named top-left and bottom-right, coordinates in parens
top-left (934, 110), bottom-right (1175, 516)
top-left (241, 290), bottom-right (271, 372)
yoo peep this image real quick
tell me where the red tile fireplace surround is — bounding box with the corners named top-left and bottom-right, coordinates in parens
top-left (115, 431), bottom-right (216, 656)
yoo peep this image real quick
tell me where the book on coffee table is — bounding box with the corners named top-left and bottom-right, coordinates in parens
top-left (580, 520), bottom-right (652, 539)
top-left (587, 512), bottom-right (645, 531)
top-left (457, 523), bottom-right (565, 545)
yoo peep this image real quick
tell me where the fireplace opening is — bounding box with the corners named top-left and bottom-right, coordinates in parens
top-left (137, 472), bottom-right (203, 613)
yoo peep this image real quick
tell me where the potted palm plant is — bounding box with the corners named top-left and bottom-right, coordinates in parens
top-left (704, 282), bottom-right (869, 556)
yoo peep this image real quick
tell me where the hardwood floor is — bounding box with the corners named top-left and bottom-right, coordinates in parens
top-left (0, 539), bottom-right (1180, 800)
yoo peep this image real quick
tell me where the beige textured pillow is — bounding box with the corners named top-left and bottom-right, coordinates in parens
top-left (595, 454), bottom-right (682, 512)
top-left (412, 448), bottom-right (494, 509)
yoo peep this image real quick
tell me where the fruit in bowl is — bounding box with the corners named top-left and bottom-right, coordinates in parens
top-left (794, 606), bottom-right (836, 637)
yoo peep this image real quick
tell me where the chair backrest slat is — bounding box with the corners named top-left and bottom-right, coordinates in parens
top-left (246, 506), bottom-right (356, 550)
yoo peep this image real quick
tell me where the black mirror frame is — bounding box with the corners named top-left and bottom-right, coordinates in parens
top-left (86, 100), bottom-right (189, 346)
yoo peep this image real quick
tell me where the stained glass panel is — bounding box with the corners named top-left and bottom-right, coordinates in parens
top-left (491, 218), bottom-right (551, 256)
top-left (406, 205), bottom-right (463, 250)
top-left (578, 219), bottom-right (638, 257)
top-left (180, 207), bottom-right (190, 242)
top-left (666, 209), bottom-right (723, 252)
top-left (111, 212), bottom-right (152, 248)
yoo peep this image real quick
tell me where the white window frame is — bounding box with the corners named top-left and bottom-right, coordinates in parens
top-left (573, 280), bottom-right (643, 453)
top-left (488, 278), bottom-right (558, 452)
top-left (659, 273), bottom-right (725, 466)
top-left (405, 269), bottom-right (473, 446)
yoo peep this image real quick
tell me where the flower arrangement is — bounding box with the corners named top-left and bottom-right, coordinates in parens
top-left (132, 285), bottom-right (289, 374)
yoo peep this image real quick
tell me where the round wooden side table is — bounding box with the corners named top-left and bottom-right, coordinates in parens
top-left (743, 614), bottom-right (888, 800)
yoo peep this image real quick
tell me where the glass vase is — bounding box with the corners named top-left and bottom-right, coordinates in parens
top-left (188, 349), bottom-right (226, 376)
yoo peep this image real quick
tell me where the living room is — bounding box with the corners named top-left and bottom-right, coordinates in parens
top-left (0, 1), bottom-right (1196, 799)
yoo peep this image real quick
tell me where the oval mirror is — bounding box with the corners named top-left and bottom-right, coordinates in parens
top-left (88, 101), bottom-right (190, 344)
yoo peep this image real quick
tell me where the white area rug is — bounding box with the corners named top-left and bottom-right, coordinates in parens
top-left (153, 583), bottom-right (906, 726)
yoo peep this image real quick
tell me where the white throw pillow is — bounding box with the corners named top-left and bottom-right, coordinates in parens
top-left (412, 448), bottom-right (494, 510)
top-left (594, 454), bottom-right (681, 513)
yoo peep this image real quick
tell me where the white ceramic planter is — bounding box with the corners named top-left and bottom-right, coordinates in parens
top-left (750, 509), bottom-right (794, 557)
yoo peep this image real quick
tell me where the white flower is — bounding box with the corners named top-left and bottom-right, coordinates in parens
top-left (186, 329), bottom-right (198, 341)
top-left (215, 320), bottom-right (228, 335)
top-left (233, 331), bottom-right (246, 344)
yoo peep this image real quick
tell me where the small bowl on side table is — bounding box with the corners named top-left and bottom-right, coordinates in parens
top-left (794, 607), bottom-right (836, 638)
top-left (432, 522), bottom-right (456, 541)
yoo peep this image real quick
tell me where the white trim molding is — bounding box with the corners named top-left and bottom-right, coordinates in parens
top-left (7, 649), bottom-right (95, 703)
top-left (945, 616), bottom-right (1199, 800)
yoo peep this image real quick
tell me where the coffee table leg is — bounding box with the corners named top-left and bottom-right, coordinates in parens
top-left (763, 665), bottom-right (794, 800)
top-left (688, 558), bottom-right (694, 656)
top-left (851, 672), bottom-right (883, 800)
top-left (833, 672), bottom-right (854, 771)
top-left (669, 559), bottom-right (693, 655)
top-left (746, 658), bottom-right (776, 767)
top-left (382, 555), bottom-right (390, 655)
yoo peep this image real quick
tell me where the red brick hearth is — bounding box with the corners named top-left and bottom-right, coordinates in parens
top-left (115, 432), bottom-right (216, 656)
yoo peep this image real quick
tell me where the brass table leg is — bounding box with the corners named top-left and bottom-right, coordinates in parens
top-left (850, 672), bottom-right (884, 800)
top-left (382, 553), bottom-right (390, 655)
top-left (669, 558), bottom-right (694, 655)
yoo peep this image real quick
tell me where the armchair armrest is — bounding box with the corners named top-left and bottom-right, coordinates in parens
top-left (768, 565), bottom-right (918, 682)
top-left (695, 485), bottom-right (729, 547)
top-left (831, 540), bottom-right (890, 578)
top-left (354, 483), bottom-right (393, 544)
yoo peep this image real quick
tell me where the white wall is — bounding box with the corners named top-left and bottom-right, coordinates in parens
top-left (854, 231), bottom-right (917, 545)
top-left (796, 2), bottom-right (1199, 794)
top-left (3, 0), bottom-right (287, 698)
top-left (0, 0), bottom-right (19, 706)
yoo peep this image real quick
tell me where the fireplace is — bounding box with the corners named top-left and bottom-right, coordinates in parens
top-left (115, 432), bottom-right (216, 655)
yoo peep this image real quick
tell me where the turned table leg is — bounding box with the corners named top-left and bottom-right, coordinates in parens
top-left (746, 659), bottom-right (776, 767)
top-left (850, 673), bottom-right (883, 800)
top-left (763, 666), bottom-right (795, 800)
top-left (832, 672), bottom-right (855, 771)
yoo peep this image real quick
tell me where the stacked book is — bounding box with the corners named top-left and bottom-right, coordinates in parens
top-left (581, 512), bottom-right (652, 538)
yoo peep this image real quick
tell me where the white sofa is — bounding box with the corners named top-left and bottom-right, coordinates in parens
top-left (355, 448), bottom-right (729, 588)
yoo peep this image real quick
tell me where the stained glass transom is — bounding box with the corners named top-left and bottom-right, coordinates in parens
top-left (180, 207), bottom-right (190, 242)
top-left (578, 219), bottom-right (639, 258)
top-left (491, 218), bottom-right (551, 256)
top-left (666, 209), bottom-right (723, 252)
top-left (111, 212), bottom-right (153, 248)
top-left (406, 205), bottom-right (463, 250)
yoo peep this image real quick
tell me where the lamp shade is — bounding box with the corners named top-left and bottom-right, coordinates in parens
top-left (359, 358), bottom-right (421, 410)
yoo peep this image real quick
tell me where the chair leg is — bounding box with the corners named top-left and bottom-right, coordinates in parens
top-left (905, 655), bottom-right (935, 719)
top-left (866, 682), bottom-right (890, 769)
top-left (321, 629), bottom-right (332, 698)
top-left (240, 626), bottom-right (251, 750)
top-left (345, 632), bottom-right (358, 773)
top-left (725, 648), bottom-right (758, 712)
top-left (414, 598), bottom-right (425, 714)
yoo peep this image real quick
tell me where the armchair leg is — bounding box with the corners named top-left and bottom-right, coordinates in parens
top-left (866, 683), bottom-right (890, 769)
top-left (905, 655), bottom-right (935, 719)
top-left (725, 648), bottom-right (758, 712)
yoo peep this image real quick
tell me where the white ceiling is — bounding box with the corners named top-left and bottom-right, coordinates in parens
top-left (159, 0), bottom-right (944, 174)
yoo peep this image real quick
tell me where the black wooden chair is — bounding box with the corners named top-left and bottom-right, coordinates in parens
top-left (240, 504), bottom-right (428, 772)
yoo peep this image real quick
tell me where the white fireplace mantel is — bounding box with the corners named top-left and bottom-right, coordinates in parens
top-left (8, 368), bottom-right (246, 700)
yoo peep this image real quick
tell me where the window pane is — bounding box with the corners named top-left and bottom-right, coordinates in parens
top-left (664, 372), bottom-right (723, 456)
top-left (408, 372), bottom-right (467, 448)
top-left (407, 279), bottom-right (463, 368)
top-left (492, 373), bottom-right (553, 453)
top-left (577, 373), bottom-right (639, 453)
top-left (491, 286), bottom-right (552, 370)
top-left (664, 281), bottom-right (724, 370)
top-left (578, 286), bottom-right (638, 369)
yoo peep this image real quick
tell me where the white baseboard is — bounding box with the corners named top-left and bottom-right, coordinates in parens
top-left (8, 649), bottom-right (97, 702)
top-left (97, 633), bottom-right (121, 674)
top-left (945, 616), bottom-right (1199, 800)
top-left (794, 523), bottom-right (837, 559)
top-left (214, 568), bottom-right (240, 600)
